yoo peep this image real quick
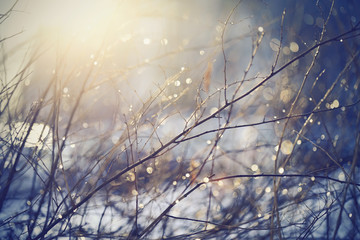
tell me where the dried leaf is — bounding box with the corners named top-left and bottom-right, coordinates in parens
top-left (203, 61), bottom-right (213, 93)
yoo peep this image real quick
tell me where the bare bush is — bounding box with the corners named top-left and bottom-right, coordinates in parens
top-left (1, 0), bottom-right (359, 239)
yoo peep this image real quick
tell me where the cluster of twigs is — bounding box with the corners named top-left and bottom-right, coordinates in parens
top-left (1, 0), bottom-right (360, 239)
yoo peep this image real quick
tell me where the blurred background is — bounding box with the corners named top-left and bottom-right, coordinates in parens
top-left (0, 0), bottom-right (359, 239)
